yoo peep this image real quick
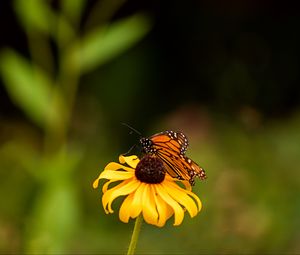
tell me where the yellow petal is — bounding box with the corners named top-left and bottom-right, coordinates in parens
top-left (119, 193), bottom-right (135, 223)
top-left (151, 185), bottom-right (170, 227)
top-left (155, 184), bottom-right (184, 226)
top-left (181, 180), bottom-right (192, 191)
top-left (102, 179), bottom-right (140, 214)
top-left (164, 175), bottom-right (192, 191)
top-left (142, 185), bottom-right (159, 226)
top-left (184, 189), bottom-right (202, 212)
top-left (99, 170), bottom-right (134, 180)
top-left (93, 169), bottom-right (133, 189)
top-left (104, 162), bottom-right (135, 172)
top-left (102, 179), bottom-right (117, 193)
top-left (129, 183), bottom-right (146, 218)
top-left (164, 203), bottom-right (174, 222)
top-left (163, 182), bottom-right (199, 218)
top-left (92, 178), bottom-right (100, 189)
top-left (119, 155), bottom-right (140, 169)
top-left (165, 175), bottom-right (176, 181)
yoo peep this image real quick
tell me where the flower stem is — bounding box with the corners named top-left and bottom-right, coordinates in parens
top-left (127, 214), bottom-right (143, 255)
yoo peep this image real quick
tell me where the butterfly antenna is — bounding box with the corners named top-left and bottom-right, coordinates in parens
top-left (121, 123), bottom-right (142, 137)
top-left (122, 144), bottom-right (137, 156)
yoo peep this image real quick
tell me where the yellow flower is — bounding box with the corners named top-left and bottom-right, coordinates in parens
top-left (93, 154), bottom-right (202, 227)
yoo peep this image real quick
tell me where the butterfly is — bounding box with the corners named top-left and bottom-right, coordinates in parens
top-left (140, 130), bottom-right (206, 185)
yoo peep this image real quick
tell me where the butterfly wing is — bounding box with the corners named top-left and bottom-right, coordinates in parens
top-left (141, 130), bottom-right (206, 185)
top-left (184, 156), bottom-right (207, 182)
top-left (156, 149), bottom-right (206, 185)
top-left (155, 149), bottom-right (190, 180)
top-left (149, 131), bottom-right (189, 155)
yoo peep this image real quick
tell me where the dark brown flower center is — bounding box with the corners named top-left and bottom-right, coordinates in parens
top-left (135, 155), bottom-right (166, 184)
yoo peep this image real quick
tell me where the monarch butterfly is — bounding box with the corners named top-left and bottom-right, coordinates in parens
top-left (140, 130), bottom-right (206, 185)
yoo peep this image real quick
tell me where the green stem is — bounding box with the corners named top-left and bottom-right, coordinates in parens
top-left (127, 215), bottom-right (143, 255)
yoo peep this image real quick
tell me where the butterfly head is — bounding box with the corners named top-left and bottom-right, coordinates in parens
top-left (140, 137), bottom-right (155, 154)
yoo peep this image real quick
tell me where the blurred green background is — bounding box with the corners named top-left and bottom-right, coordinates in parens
top-left (0, 0), bottom-right (300, 254)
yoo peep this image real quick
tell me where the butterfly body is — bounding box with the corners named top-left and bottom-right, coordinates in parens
top-left (140, 131), bottom-right (206, 185)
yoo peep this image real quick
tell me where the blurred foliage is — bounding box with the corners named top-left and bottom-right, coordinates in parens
top-left (1, 106), bottom-right (300, 254)
top-left (0, 0), bottom-right (300, 254)
top-left (0, 0), bottom-right (151, 253)
top-left (0, 49), bottom-right (53, 127)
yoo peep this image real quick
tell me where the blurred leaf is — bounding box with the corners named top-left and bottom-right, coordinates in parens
top-left (14, 0), bottom-right (74, 45)
top-left (35, 146), bottom-right (83, 182)
top-left (25, 181), bottom-right (79, 253)
top-left (25, 148), bottom-right (81, 253)
top-left (70, 13), bottom-right (152, 73)
top-left (0, 49), bottom-right (52, 126)
top-left (56, 16), bottom-right (77, 50)
top-left (61, 0), bottom-right (86, 25)
top-left (14, 0), bottom-right (54, 35)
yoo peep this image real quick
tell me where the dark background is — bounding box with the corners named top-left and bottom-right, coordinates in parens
top-left (2, 1), bottom-right (300, 122)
